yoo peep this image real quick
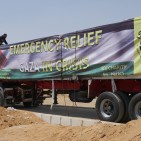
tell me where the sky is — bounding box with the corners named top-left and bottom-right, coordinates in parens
top-left (0, 0), bottom-right (141, 44)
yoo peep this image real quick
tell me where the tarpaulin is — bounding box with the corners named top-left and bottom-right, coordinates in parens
top-left (0, 17), bottom-right (141, 80)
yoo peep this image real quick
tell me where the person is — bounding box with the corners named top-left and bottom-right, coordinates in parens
top-left (0, 34), bottom-right (8, 45)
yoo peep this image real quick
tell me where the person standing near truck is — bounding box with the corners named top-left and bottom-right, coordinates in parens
top-left (0, 34), bottom-right (8, 46)
top-left (0, 34), bottom-right (8, 68)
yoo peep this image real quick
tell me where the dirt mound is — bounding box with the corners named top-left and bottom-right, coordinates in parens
top-left (0, 107), bottom-right (44, 130)
top-left (1, 106), bottom-right (141, 141)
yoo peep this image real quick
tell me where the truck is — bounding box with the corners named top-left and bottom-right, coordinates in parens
top-left (0, 16), bottom-right (141, 123)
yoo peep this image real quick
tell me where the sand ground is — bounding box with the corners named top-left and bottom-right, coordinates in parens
top-left (0, 95), bottom-right (141, 141)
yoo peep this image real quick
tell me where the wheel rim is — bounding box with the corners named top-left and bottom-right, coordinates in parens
top-left (100, 99), bottom-right (114, 118)
top-left (135, 101), bottom-right (141, 118)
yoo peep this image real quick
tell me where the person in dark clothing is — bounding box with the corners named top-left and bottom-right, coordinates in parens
top-left (0, 34), bottom-right (8, 45)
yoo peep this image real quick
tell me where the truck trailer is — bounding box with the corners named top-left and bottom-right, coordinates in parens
top-left (0, 16), bottom-right (141, 123)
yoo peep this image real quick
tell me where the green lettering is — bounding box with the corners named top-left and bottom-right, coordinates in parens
top-left (20, 44), bottom-right (25, 54)
top-left (10, 46), bottom-right (14, 55)
top-left (41, 41), bottom-right (47, 52)
top-left (63, 60), bottom-right (69, 71)
top-left (30, 42), bottom-right (35, 53)
top-left (64, 37), bottom-right (70, 49)
top-left (83, 33), bottom-right (87, 46)
top-left (83, 57), bottom-right (89, 69)
top-left (54, 39), bottom-right (61, 51)
top-left (42, 61), bottom-right (52, 72)
top-left (56, 60), bottom-right (61, 71)
top-left (77, 35), bottom-right (83, 48)
top-left (88, 32), bottom-right (95, 46)
top-left (70, 36), bottom-right (76, 48)
top-left (36, 41), bottom-right (41, 53)
top-left (95, 30), bottom-right (102, 44)
top-left (14, 45), bottom-right (21, 54)
top-left (48, 40), bottom-right (54, 52)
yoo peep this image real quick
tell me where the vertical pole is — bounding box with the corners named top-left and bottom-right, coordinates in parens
top-left (50, 79), bottom-right (55, 110)
top-left (111, 79), bottom-right (117, 92)
top-left (88, 79), bottom-right (92, 98)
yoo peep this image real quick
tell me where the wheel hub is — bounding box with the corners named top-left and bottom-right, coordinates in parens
top-left (100, 99), bottom-right (114, 118)
top-left (135, 101), bottom-right (141, 118)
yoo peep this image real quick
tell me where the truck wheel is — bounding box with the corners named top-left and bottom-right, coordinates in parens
top-left (115, 92), bottom-right (130, 122)
top-left (128, 93), bottom-right (141, 120)
top-left (96, 92), bottom-right (124, 122)
top-left (0, 87), bottom-right (4, 106)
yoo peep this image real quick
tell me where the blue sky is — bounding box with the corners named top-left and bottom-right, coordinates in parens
top-left (0, 0), bottom-right (141, 44)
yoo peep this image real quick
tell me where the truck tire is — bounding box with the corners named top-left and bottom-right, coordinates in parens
top-left (96, 92), bottom-right (124, 122)
top-left (128, 93), bottom-right (141, 120)
top-left (0, 87), bottom-right (4, 106)
top-left (115, 92), bottom-right (130, 122)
